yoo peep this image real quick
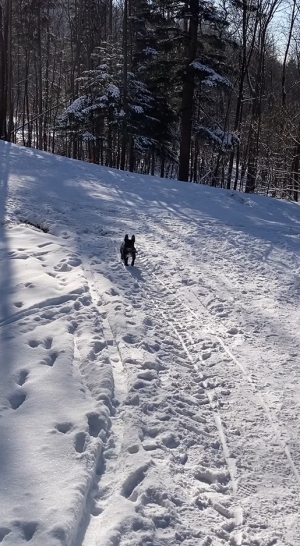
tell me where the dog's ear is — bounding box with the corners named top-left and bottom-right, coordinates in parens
top-left (131, 235), bottom-right (135, 243)
top-left (125, 234), bottom-right (129, 241)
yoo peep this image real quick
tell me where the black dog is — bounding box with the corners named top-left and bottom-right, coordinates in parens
top-left (120, 234), bottom-right (136, 266)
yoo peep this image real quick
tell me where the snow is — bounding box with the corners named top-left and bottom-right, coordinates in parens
top-left (197, 126), bottom-right (240, 149)
top-left (1, 140), bottom-right (300, 546)
top-left (65, 97), bottom-right (88, 120)
top-left (130, 105), bottom-right (144, 114)
top-left (82, 132), bottom-right (96, 141)
top-left (107, 84), bottom-right (120, 100)
top-left (191, 61), bottom-right (231, 87)
top-left (143, 47), bottom-right (159, 57)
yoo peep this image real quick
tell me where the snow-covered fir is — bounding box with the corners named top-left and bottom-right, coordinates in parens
top-left (1, 141), bottom-right (300, 546)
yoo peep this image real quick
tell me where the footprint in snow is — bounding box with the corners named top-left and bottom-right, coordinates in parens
top-left (16, 369), bottom-right (29, 386)
top-left (0, 527), bottom-right (11, 541)
top-left (28, 337), bottom-right (53, 349)
top-left (68, 257), bottom-right (82, 267)
top-left (46, 271), bottom-right (57, 278)
top-left (86, 412), bottom-right (107, 438)
top-left (93, 340), bottom-right (105, 354)
top-left (202, 351), bottom-right (211, 361)
top-left (54, 262), bottom-right (72, 272)
top-left (74, 432), bottom-right (87, 454)
top-left (8, 391), bottom-right (26, 410)
top-left (121, 464), bottom-right (149, 500)
top-left (128, 444), bottom-right (140, 454)
top-left (40, 352), bottom-right (57, 367)
top-left (227, 327), bottom-right (239, 335)
top-left (123, 333), bottom-right (138, 345)
top-left (17, 521), bottom-right (38, 542)
top-left (67, 320), bottom-right (78, 334)
top-left (43, 337), bottom-right (53, 349)
top-left (55, 422), bottom-right (73, 434)
top-left (28, 339), bottom-right (39, 348)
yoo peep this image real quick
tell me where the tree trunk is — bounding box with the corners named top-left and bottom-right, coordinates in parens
top-left (120, 0), bottom-right (128, 171)
top-left (0, 5), bottom-right (6, 138)
top-left (178, 0), bottom-right (199, 182)
top-left (6, 0), bottom-right (13, 141)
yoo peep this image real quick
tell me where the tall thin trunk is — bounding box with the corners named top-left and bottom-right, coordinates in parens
top-left (178, 0), bottom-right (199, 182)
top-left (120, 0), bottom-right (128, 171)
top-left (37, 2), bottom-right (43, 150)
top-left (6, 0), bottom-right (13, 141)
top-left (0, 5), bottom-right (6, 138)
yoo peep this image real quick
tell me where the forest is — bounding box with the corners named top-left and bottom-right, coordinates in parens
top-left (1, 0), bottom-right (300, 199)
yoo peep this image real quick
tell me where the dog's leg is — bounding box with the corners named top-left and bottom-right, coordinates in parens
top-left (131, 253), bottom-right (135, 266)
top-left (124, 256), bottom-right (128, 266)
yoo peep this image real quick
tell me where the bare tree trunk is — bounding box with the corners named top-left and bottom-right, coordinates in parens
top-left (178, 0), bottom-right (199, 182)
top-left (0, 5), bottom-right (6, 138)
top-left (228, 0), bottom-right (259, 190)
top-left (245, 0), bottom-right (281, 193)
top-left (120, 0), bottom-right (128, 171)
top-left (6, 0), bottom-right (13, 141)
top-left (36, 2), bottom-right (43, 150)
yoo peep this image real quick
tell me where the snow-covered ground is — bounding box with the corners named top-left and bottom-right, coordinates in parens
top-left (1, 141), bottom-right (300, 546)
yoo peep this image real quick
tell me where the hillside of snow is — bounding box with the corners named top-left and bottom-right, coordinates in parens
top-left (1, 140), bottom-right (300, 546)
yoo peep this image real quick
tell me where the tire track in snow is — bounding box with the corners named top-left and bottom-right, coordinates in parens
top-left (83, 244), bottom-right (245, 545)
top-left (144, 259), bottom-right (300, 491)
top-left (137, 250), bottom-right (300, 543)
top-left (124, 258), bottom-right (245, 544)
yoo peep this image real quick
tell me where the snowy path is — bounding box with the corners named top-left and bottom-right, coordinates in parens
top-left (1, 142), bottom-right (300, 546)
top-left (74, 223), bottom-right (300, 545)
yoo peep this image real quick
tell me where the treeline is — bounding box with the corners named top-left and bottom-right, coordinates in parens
top-left (1, 0), bottom-right (300, 199)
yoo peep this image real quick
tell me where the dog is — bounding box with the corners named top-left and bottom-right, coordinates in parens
top-left (120, 234), bottom-right (136, 266)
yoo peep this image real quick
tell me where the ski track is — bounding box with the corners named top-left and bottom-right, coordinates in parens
top-left (53, 198), bottom-right (300, 546)
top-left (141, 252), bottom-right (300, 488)
top-left (66, 224), bottom-right (298, 546)
top-left (67, 238), bottom-right (243, 546)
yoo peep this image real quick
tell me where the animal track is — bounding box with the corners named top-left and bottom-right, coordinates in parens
top-left (14, 301), bottom-right (23, 308)
top-left (121, 464), bottom-right (149, 499)
top-left (44, 337), bottom-right (53, 349)
top-left (16, 521), bottom-right (37, 541)
top-left (202, 351), bottom-right (211, 361)
top-left (0, 527), bottom-right (11, 542)
top-left (74, 432), bottom-right (86, 453)
top-left (8, 391), bottom-right (26, 410)
top-left (195, 467), bottom-right (230, 486)
top-left (16, 369), bottom-right (29, 386)
top-left (68, 320), bottom-right (78, 334)
top-left (87, 412), bottom-right (105, 437)
top-left (28, 339), bottom-right (39, 348)
top-left (128, 444), bottom-right (140, 454)
top-left (93, 340), bottom-right (105, 354)
top-left (54, 261), bottom-right (72, 272)
top-left (40, 352), bottom-right (57, 367)
top-left (123, 333), bottom-right (138, 345)
top-left (55, 422), bottom-right (73, 434)
top-left (227, 327), bottom-right (239, 335)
